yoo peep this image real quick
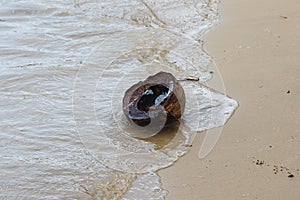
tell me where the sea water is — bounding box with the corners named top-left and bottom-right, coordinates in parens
top-left (0, 0), bottom-right (237, 199)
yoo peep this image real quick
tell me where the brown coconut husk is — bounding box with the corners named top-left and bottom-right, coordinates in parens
top-left (122, 71), bottom-right (185, 127)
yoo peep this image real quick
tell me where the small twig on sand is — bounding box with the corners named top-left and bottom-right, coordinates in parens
top-left (178, 76), bottom-right (200, 82)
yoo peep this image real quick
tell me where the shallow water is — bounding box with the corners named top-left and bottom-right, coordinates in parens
top-left (0, 0), bottom-right (237, 199)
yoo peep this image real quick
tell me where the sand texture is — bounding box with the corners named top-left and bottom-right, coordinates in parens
top-left (159, 0), bottom-right (300, 199)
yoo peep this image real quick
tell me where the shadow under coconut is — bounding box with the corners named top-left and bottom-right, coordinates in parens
top-left (142, 120), bottom-right (180, 150)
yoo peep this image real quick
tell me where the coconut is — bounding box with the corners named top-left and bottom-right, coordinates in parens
top-left (123, 71), bottom-right (185, 127)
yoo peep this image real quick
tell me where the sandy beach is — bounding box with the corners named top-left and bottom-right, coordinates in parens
top-left (159, 0), bottom-right (300, 199)
top-left (0, 0), bottom-right (298, 198)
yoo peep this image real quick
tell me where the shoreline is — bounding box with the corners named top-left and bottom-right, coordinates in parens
top-left (159, 0), bottom-right (300, 199)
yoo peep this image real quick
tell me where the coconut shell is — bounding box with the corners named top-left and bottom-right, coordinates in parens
top-left (123, 71), bottom-right (185, 127)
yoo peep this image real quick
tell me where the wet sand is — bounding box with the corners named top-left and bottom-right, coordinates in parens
top-left (159, 0), bottom-right (300, 199)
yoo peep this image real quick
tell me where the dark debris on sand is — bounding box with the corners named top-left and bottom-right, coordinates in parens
top-left (252, 158), bottom-right (297, 179)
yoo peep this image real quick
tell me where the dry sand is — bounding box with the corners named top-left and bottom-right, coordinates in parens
top-left (159, 0), bottom-right (300, 199)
